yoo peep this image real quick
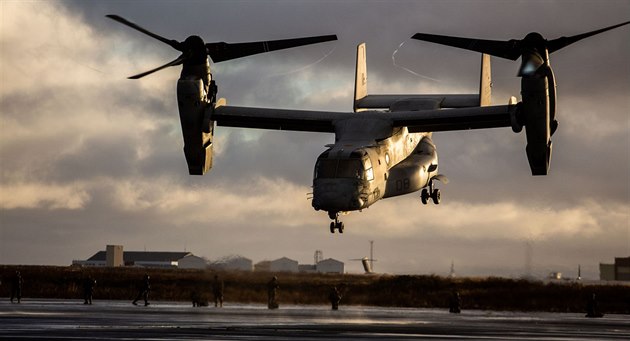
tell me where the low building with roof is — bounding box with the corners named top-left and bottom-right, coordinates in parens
top-left (73, 246), bottom-right (203, 268)
top-left (270, 257), bottom-right (299, 273)
top-left (254, 260), bottom-right (271, 272)
top-left (316, 258), bottom-right (344, 274)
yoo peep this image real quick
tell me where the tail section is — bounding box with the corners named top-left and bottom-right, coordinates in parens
top-left (353, 43), bottom-right (367, 112)
top-left (353, 43), bottom-right (485, 111)
top-left (479, 54), bottom-right (491, 106)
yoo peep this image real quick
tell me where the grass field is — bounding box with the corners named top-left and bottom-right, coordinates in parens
top-left (1, 265), bottom-right (629, 313)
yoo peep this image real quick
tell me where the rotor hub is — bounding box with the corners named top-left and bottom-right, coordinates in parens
top-left (182, 35), bottom-right (208, 65)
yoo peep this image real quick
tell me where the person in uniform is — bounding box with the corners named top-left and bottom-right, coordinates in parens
top-left (83, 276), bottom-right (96, 305)
top-left (267, 276), bottom-right (279, 309)
top-left (212, 274), bottom-right (224, 308)
top-left (449, 290), bottom-right (461, 313)
top-left (132, 274), bottom-right (151, 306)
top-left (328, 285), bottom-right (342, 310)
top-left (585, 293), bottom-right (604, 318)
top-left (191, 290), bottom-right (202, 307)
top-left (10, 271), bottom-right (23, 304)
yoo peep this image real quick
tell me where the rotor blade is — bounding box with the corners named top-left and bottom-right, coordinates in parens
top-left (106, 14), bottom-right (182, 51)
top-left (128, 55), bottom-right (186, 79)
top-left (547, 21), bottom-right (630, 54)
top-left (411, 33), bottom-right (522, 60)
top-left (206, 34), bottom-right (337, 63)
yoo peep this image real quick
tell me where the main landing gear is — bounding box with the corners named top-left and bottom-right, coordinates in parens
top-left (421, 180), bottom-right (441, 205)
top-left (328, 212), bottom-right (344, 234)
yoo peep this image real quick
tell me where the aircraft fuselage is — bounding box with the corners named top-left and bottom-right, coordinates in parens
top-left (311, 114), bottom-right (437, 218)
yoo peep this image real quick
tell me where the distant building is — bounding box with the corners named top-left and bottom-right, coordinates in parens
top-left (316, 258), bottom-right (344, 274)
top-left (600, 263), bottom-right (615, 281)
top-left (178, 255), bottom-right (209, 269)
top-left (270, 257), bottom-right (299, 273)
top-left (298, 264), bottom-right (316, 273)
top-left (599, 257), bottom-right (630, 281)
top-left (74, 250), bottom-right (195, 268)
top-left (615, 257), bottom-right (630, 281)
top-left (212, 255), bottom-right (253, 271)
top-left (548, 272), bottom-right (562, 280)
top-left (106, 245), bottom-right (124, 267)
top-left (254, 260), bottom-right (271, 272)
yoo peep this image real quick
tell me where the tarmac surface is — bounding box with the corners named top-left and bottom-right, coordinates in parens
top-left (1, 299), bottom-right (629, 340)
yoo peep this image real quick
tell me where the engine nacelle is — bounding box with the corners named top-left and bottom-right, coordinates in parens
top-left (521, 75), bottom-right (552, 176)
top-left (177, 78), bottom-right (214, 175)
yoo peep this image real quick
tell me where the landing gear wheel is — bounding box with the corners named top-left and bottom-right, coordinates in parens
top-left (421, 189), bottom-right (430, 205)
top-left (329, 212), bottom-right (344, 234)
top-left (431, 189), bottom-right (441, 205)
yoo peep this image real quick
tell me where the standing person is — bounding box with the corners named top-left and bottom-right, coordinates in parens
top-left (10, 271), bottom-right (23, 304)
top-left (132, 274), bottom-right (151, 306)
top-left (585, 293), bottom-right (604, 318)
top-left (212, 274), bottom-right (224, 308)
top-left (83, 276), bottom-right (96, 305)
top-left (267, 276), bottom-right (279, 309)
top-left (190, 290), bottom-right (202, 307)
top-left (449, 290), bottom-right (461, 313)
top-left (328, 285), bottom-right (342, 310)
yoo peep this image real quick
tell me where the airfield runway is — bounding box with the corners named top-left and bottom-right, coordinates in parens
top-left (1, 299), bottom-right (628, 340)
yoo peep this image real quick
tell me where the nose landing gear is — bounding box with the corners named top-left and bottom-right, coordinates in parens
top-left (328, 212), bottom-right (344, 233)
top-left (421, 180), bottom-right (441, 205)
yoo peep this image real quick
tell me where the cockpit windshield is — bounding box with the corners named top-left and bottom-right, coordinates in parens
top-left (315, 158), bottom-right (364, 179)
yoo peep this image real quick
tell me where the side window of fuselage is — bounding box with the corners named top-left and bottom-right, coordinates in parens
top-left (364, 158), bottom-right (374, 181)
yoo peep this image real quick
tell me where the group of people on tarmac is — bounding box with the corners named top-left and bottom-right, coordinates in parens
top-left (1, 270), bottom-right (607, 316)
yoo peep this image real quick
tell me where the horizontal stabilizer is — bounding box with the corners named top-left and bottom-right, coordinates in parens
top-left (356, 94), bottom-right (480, 110)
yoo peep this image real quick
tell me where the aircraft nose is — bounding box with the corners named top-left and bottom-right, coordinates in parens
top-left (312, 179), bottom-right (364, 212)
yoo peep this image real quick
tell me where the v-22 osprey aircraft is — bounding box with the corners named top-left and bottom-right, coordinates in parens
top-left (107, 16), bottom-right (629, 233)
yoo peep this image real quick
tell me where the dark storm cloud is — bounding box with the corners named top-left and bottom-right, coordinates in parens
top-left (1, 1), bottom-right (628, 278)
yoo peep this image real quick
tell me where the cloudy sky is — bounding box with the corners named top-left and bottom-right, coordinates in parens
top-left (1, 0), bottom-right (628, 278)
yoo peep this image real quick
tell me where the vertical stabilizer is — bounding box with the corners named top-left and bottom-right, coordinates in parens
top-left (354, 43), bottom-right (367, 112)
top-left (479, 53), bottom-right (491, 106)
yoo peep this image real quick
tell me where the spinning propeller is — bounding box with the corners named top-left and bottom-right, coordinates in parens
top-left (106, 15), bottom-right (337, 79)
top-left (412, 21), bottom-right (629, 77)
top-left (412, 21), bottom-right (629, 175)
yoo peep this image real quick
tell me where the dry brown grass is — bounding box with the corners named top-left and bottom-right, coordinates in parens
top-left (1, 265), bottom-right (629, 313)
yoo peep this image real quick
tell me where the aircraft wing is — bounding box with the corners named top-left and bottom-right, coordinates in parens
top-left (212, 105), bottom-right (351, 133)
top-left (389, 104), bottom-right (515, 132)
top-left (212, 104), bottom-right (515, 133)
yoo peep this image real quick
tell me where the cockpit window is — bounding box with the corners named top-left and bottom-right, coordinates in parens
top-left (315, 159), bottom-right (337, 178)
top-left (337, 159), bottom-right (363, 178)
top-left (315, 159), bottom-right (364, 179)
